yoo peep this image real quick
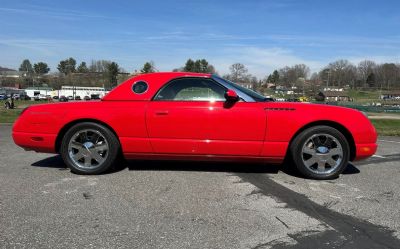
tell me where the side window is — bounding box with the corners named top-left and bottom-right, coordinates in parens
top-left (154, 78), bottom-right (226, 101)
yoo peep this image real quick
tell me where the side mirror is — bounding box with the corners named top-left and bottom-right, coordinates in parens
top-left (224, 89), bottom-right (239, 102)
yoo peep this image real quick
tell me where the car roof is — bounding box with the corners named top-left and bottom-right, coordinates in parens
top-left (103, 72), bottom-right (212, 101)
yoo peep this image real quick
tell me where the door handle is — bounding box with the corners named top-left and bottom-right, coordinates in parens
top-left (155, 110), bottom-right (169, 116)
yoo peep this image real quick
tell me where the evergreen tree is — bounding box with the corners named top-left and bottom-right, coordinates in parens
top-left (106, 62), bottom-right (119, 88)
top-left (183, 59), bottom-right (195, 72)
top-left (57, 57), bottom-right (77, 75)
top-left (141, 61), bottom-right (155, 73)
top-left (77, 62), bottom-right (89, 73)
top-left (33, 62), bottom-right (50, 75)
top-left (19, 59), bottom-right (33, 73)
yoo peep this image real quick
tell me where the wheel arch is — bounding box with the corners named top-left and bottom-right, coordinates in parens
top-left (287, 120), bottom-right (356, 161)
top-left (55, 118), bottom-right (120, 153)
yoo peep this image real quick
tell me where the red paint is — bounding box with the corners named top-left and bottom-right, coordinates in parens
top-left (13, 72), bottom-right (377, 163)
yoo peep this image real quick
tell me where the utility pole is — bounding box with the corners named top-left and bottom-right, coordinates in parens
top-left (326, 69), bottom-right (330, 88)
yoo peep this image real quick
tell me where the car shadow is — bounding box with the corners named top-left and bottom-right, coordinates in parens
top-left (126, 160), bottom-right (281, 174)
top-left (31, 155), bottom-right (360, 178)
top-left (31, 155), bottom-right (68, 170)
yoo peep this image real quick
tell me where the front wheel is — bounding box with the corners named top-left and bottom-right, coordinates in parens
top-left (60, 122), bottom-right (120, 174)
top-left (290, 125), bottom-right (350, 180)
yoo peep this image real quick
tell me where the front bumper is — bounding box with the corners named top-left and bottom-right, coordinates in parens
top-left (354, 143), bottom-right (377, 161)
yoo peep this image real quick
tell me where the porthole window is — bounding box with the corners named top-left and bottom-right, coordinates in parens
top-left (132, 81), bottom-right (148, 94)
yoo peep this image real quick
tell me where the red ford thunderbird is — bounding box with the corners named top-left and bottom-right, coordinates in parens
top-left (12, 72), bottom-right (377, 179)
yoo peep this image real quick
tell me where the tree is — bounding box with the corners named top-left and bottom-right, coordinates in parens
top-left (266, 74), bottom-right (273, 83)
top-left (106, 62), bottom-right (119, 88)
top-left (357, 60), bottom-right (376, 87)
top-left (229, 63), bottom-right (249, 82)
top-left (326, 59), bottom-right (356, 87)
top-left (378, 63), bottom-right (398, 89)
top-left (141, 61), bottom-right (156, 73)
top-left (57, 57), bottom-right (76, 75)
top-left (19, 59), bottom-right (33, 74)
top-left (180, 59), bottom-right (215, 73)
top-left (33, 62), bottom-right (50, 75)
top-left (277, 64), bottom-right (310, 88)
top-left (293, 64), bottom-right (310, 79)
top-left (271, 70), bottom-right (279, 83)
top-left (77, 62), bottom-right (89, 73)
top-left (89, 60), bottom-right (111, 72)
top-left (183, 59), bottom-right (195, 72)
top-left (366, 72), bottom-right (376, 88)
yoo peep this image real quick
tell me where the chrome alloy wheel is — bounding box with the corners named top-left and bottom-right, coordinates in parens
top-left (301, 133), bottom-right (343, 174)
top-left (67, 129), bottom-right (109, 169)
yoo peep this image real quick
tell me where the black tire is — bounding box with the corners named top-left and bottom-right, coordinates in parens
top-left (60, 122), bottom-right (120, 175)
top-left (290, 125), bottom-right (350, 180)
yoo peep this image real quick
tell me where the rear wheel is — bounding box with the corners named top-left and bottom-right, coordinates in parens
top-left (290, 125), bottom-right (350, 180)
top-left (60, 122), bottom-right (120, 174)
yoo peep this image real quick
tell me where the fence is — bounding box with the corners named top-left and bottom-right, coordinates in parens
top-left (325, 102), bottom-right (400, 113)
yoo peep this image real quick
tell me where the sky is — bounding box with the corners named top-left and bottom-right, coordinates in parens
top-left (0, 0), bottom-right (399, 78)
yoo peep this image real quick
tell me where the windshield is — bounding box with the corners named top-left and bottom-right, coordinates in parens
top-left (213, 75), bottom-right (267, 102)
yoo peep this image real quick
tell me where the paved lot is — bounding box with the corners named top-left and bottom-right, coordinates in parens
top-left (1, 124), bottom-right (400, 249)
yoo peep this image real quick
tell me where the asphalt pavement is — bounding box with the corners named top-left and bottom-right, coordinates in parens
top-left (1, 124), bottom-right (400, 249)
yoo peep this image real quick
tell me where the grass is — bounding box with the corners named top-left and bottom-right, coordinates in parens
top-left (0, 100), bottom-right (46, 123)
top-left (0, 108), bottom-right (22, 123)
top-left (370, 119), bottom-right (400, 136)
top-left (348, 89), bottom-right (380, 101)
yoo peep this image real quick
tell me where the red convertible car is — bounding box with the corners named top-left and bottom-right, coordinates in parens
top-left (13, 72), bottom-right (377, 179)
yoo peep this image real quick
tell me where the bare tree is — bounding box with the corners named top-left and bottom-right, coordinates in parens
top-left (278, 64), bottom-right (310, 88)
top-left (89, 60), bottom-right (111, 73)
top-left (228, 63), bottom-right (249, 82)
top-left (327, 60), bottom-right (356, 87)
top-left (293, 64), bottom-right (310, 79)
top-left (376, 63), bottom-right (399, 90)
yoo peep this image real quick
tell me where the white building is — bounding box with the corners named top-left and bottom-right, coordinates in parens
top-left (25, 87), bottom-right (54, 98)
top-left (58, 86), bottom-right (108, 99)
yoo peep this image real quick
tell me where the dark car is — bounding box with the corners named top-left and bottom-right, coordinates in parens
top-left (59, 96), bottom-right (68, 102)
top-left (53, 96), bottom-right (59, 100)
top-left (74, 96), bottom-right (81, 100)
top-left (84, 96), bottom-right (91, 101)
top-left (90, 94), bottom-right (101, 100)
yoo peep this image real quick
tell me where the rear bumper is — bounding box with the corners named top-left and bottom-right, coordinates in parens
top-left (354, 143), bottom-right (377, 161)
top-left (12, 131), bottom-right (57, 153)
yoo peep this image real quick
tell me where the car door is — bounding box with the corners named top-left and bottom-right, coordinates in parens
top-left (205, 101), bottom-right (267, 156)
top-left (146, 77), bottom-right (226, 154)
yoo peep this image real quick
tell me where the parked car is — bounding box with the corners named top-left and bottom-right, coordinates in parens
top-left (83, 96), bottom-right (91, 101)
top-left (0, 95), bottom-right (7, 100)
top-left (90, 94), bottom-right (101, 100)
top-left (34, 94), bottom-right (47, 101)
top-left (59, 96), bottom-right (68, 102)
top-left (74, 96), bottom-right (81, 100)
top-left (53, 96), bottom-right (59, 100)
top-left (67, 96), bottom-right (74, 100)
top-left (12, 72), bottom-right (377, 179)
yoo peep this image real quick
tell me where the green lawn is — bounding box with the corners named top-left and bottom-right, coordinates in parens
top-left (0, 108), bottom-right (22, 123)
top-left (370, 119), bottom-right (400, 136)
top-left (0, 100), bottom-right (44, 123)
